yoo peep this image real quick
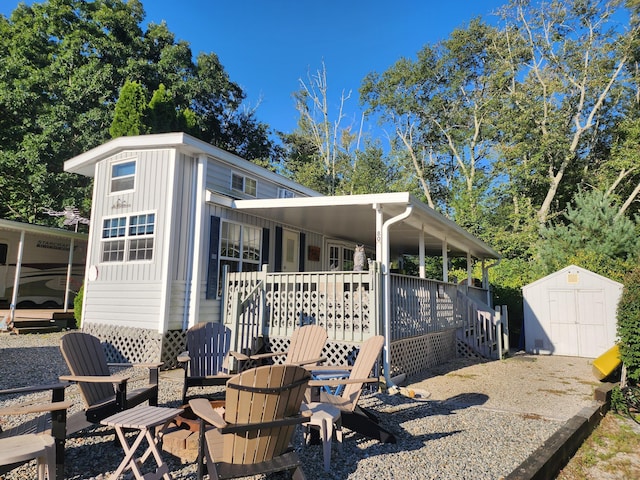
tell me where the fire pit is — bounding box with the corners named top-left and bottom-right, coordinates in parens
top-left (173, 400), bottom-right (225, 432)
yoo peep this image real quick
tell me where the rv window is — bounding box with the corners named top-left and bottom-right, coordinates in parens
top-left (231, 172), bottom-right (257, 197)
top-left (111, 160), bottom-right (136, 193)
top-left (0, 243), bottom-right (7, 264)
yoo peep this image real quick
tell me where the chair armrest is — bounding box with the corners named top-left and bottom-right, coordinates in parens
top-left (249, 351), bottom-right (286, 361)
top-left (308, 365), bottom-right (354, 372)
top-left (0, 400), bottom-right (72, 416)
top-left (189, 398), bottom-right (227, 428)
top-left (177, 352), bottom-right (190, 363)
top-left (308, 377), bottom-right (379, 388)
top-left (0, 382), bottom-right (70, 396)
top-left (228, 351), bottom-right (249, 361)
top-left (291, 356), bottom-right (327, 367)
top-left (107, 362), bottom-right (163, 369)
top-left (59, 374), bottom-right (129, 384)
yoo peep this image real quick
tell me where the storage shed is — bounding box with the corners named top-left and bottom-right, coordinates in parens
top-left (522, 265), bottom-right (622, 358)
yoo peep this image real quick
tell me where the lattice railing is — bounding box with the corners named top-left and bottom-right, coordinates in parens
top-left (456, 291), bottom-right (508, 360)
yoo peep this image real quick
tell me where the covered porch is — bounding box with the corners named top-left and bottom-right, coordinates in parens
top-left (223, 192), bottom-right (505, 386)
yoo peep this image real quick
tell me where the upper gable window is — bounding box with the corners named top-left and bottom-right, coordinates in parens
top-left (111, 160), bottom-right (136, 193)
top-left (277, 188), bottom-right (295, 199)
top-left (231, 172), bottom-right (257, 197)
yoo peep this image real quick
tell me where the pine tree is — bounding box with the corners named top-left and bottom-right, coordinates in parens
top-left (109, 81), bottom-right (149, 138)
top-left (148, 84), bottom-right (175, 134)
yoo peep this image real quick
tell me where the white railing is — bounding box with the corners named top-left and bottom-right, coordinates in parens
top-left (456, 289), bottom-right (509, 359)
top-left (388, 274), bottom-right (459, 340)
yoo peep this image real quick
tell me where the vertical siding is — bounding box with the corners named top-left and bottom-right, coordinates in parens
top-left (205, 157), bottom-right (287, 199)
top-left (84, 149), bottom-right (178, 331)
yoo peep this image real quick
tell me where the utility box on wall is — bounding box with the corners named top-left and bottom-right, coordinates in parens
top-left (522, 265), bottom-right (622, 358)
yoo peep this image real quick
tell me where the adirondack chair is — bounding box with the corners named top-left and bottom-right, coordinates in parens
top-left (59, 332), bottom-right (161, 424)
top-left (177, 322), bottom-right (249, 404)
top-left (250, 324), bottom-right (327, 367)
top-left (308, 335), bottom-right (396, 443)
top-left (189, 364), bottom-right (311, 480)
top-left (0, 383), bottom-right (71, 480)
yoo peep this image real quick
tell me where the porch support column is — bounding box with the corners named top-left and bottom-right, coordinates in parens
top-left (381, 204), bottom-right (413, 392)
top-left (63, 238), bottom-right (75, 313)
top-left (419, 226), bottom-right (425, 279)
top-left (9, 229), bottom-right (25, 325)
top-left (467, 251), bottom-right (473, 285)
top-left (442, 239), bottom-right (448, 283)
top-left (373, 204), bottom-right (383, 263)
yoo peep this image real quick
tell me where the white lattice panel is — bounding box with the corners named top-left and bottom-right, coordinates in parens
top-left (83, 324), bottom-right (163, 364)
top-left (390, 329), bottom-right (457, 378)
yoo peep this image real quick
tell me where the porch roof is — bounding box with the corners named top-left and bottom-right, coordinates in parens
top-left (233, 192), bottom-right (500, 260)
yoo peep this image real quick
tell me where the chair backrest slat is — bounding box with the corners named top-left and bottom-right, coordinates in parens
top-left (340, 335), bottom-right (384, 410)
top-left (222, 365), bottom-right (310, 465)
top-left (285, 325), bottom-right (327, 364)
top-left (60, 332), bottom-right (114, 408)
top-left (186, 322), bottom-right (231, 377)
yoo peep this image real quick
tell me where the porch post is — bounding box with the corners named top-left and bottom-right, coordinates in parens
top-left (63, 238), bottom-right (75, 312)
top-left (467, 251), bottom-right (473, 285)
top-left (419, 226), bottom-right (425, 279)
top-left (442, 239), bottom-right (448, 283)
top-left (9, 229), bottom-right (25, 325)
top-left (374, 204), bottom-right (383, 262)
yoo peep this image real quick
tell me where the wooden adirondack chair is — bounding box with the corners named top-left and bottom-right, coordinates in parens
top-left (59, 332), bottom-right (161, 425)
top-left (250, 324), bottom-right (327, 367)
top-left (189, 364), bottom-right (311, 480)
top-left (177, 322), bottom-right (249, 404)
top-left (308, 335), bottom-right (396, 443)
top-left (0, 383), bottom-right (71, 480)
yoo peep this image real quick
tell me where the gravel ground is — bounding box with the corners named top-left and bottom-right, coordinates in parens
top-left (0, 331), bottom-right (601, 479)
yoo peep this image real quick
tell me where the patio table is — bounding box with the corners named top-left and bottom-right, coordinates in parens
top-left (101, 405), bottom-right (183, 480)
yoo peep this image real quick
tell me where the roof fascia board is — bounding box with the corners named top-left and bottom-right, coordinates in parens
top-left (64, 133), bottom-right (321, 197)
top-left (0, 219), bottom-right (88, 240)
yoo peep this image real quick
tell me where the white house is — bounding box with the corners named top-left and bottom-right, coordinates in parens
top-left (64, 132), bottom-right (501, 373)
top-left (522, 265), bottom-right (622, 358)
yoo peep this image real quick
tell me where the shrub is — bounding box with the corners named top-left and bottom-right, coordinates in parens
top-left (73, 284), bottom-right (83, 328)
top-left (617, 266), bottom-right (640, 382)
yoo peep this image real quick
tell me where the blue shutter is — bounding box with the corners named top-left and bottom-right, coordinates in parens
top-left (299, 232), bottom-right (306, 271)
top-left (206, 216), bottom-right (221, 299)
top-left (274, 226), bottom-right (282, 272)
top-left (261, 228), bottom-right (270, 267)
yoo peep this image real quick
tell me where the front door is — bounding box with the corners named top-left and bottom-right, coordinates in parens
top-left (281, 229), bottom-right (299, 272)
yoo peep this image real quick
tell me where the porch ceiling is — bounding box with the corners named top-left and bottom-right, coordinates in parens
top-left (233, 192), bottom-right (500, 260)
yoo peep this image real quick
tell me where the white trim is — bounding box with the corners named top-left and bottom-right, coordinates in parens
top-left (158, 151), bottom-right (177, 334)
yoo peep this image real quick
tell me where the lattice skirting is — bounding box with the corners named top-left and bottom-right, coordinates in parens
top-left (82, 323), bottom-right (189, 369)
top-left (390, 329), bottom-right (457, 378)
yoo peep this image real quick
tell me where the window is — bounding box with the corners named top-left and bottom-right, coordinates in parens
top-left (111, 160), bottom-right (136, 193)
top-left (231, 172), bottom-right (257, 197)
top-left (277, 188), bottom-right (295, 199)
top-left (219, 221), bottom-right (261, 293)
top-left (101, 213), bottom-right (155, 262)
top-left (0, 243), bottom-right (7, 265)
top-left (327, 243), bottom-right (356, 270)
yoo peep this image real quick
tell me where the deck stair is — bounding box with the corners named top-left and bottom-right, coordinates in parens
top-left (3, 311), bottom-right (77, 334)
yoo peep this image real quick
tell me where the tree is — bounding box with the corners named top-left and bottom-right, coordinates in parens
top-left (0, 0), bottom-right (278, 223)
top-left (537, 189), bottom-right (638, 279)
top-left (147, 83), bottom-right (175, 134)
top-left (110, 80), bottom-right (149, 138)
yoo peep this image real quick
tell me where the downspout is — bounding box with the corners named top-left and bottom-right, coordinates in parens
top-left (381, 204), bottom-right (413, 392)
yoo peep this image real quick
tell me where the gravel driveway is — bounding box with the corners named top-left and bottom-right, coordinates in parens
top-left (0, 332), bottom-right (603, 479)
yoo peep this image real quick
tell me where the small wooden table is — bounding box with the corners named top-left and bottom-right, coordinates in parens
top-left (302, 402), bottom-right (343, 472)
top-left (101, 405), bottom-right (183, 480)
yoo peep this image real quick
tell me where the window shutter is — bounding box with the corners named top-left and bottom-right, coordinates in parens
top-left (274, 226), bottom-right (282, 272)
top-left (206, 216), bottom-right (221, 299)
top-left (261, 228), bottom-right (270, 267)
top-left (299, 232), bottom-right (306, 272)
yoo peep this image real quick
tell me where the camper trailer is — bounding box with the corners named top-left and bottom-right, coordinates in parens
top-left (0, 219), bottom-right (87, 309)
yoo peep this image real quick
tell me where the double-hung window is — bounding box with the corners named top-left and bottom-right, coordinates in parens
top-left (328, 243), bottom-right (355, 270)
top-left (231, 172), bottom-right (257, 197)
top-left (110, 160), bottom-right (136, 193)
top-left (218, 221), bottom-right (261, 293)
top-left (101, 213), bottom-right (155, 262)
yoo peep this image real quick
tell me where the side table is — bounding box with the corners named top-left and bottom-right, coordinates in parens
top-left (302, 402), bottom-right (343, 472)
top-left (101, 405), bottom-right (183, 480)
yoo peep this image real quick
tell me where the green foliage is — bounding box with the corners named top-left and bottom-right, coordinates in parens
top-left (537, 190), bottom-right (639, 279)
top-left (73, 283), bottom-right (83, 327)
top-left (0, 0), bottom-right (277, 223)
top-left (147, 83), bottom-right (175, 134)
top-left (109, 80), bottom-right (149, 138)
top-left (617, 266), bottom-right (640, 382)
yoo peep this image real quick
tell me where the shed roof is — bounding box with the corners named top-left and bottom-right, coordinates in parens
top-left (522, 264), bottom-right (623, 291)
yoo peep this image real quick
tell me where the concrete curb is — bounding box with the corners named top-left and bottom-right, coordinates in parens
top-left (505, 383), bottom-right (617, 480)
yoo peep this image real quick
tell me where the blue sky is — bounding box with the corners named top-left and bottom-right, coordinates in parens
top-left (2, 0), bottom-right (509, 136)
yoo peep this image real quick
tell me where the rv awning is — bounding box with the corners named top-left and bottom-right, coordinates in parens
top-left (232, 192), bottom-right (499, 260)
